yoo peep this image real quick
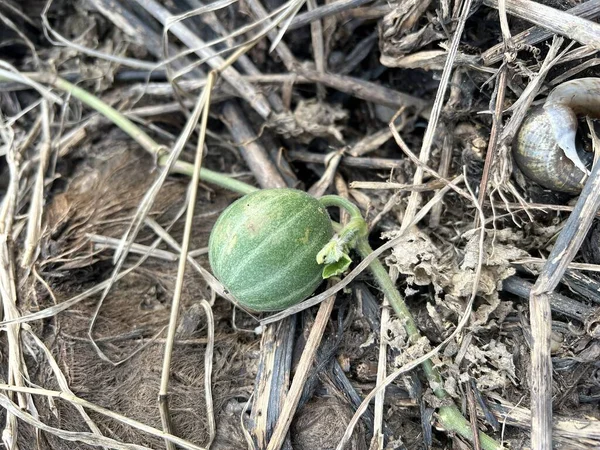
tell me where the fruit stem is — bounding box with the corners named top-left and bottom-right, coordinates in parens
top-left (317, 196), bottom-right (368, 278)
top-left (318, 195), bottom-right (362, 219)
top-left (318, 195), bottom-right (367, 244)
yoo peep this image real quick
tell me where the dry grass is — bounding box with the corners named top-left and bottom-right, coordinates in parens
top-left (2, 0), bottom-right (600, 449)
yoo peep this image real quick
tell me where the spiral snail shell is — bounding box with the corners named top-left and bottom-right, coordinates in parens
top-left (513, 78), bottom-right (600, 194)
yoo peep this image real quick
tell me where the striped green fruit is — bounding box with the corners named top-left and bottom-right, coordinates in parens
top-left (208, 189), bottom-right (334, 312)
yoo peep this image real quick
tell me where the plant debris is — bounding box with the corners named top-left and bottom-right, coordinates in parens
top-left (2, 0), bottom-right (600, 449)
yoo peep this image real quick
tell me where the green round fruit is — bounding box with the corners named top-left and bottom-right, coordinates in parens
top-left (208, 189), bottom-right (334, 312)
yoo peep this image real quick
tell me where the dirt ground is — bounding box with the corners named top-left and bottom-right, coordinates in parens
top-left (1, 0), bottom-right (600, 449)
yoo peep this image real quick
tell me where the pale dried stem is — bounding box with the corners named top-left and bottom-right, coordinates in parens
top-left (90, 234), bottom-right (180, 261)
top-left (0, 116), bottom-right (30, 448)
top-left (289, 0), bottom-right (373, 29)
top-left (307, 0), bottom-right (326, 99)
top-left (529, 158), bottom-right (600, 449)
top-left (429, 132), bottom-right (453, 228)
top-left (389, 123), bottom-right (471, 200)
top-left (166, 1), bottom-right (293, 82)
top-left (488, 395), bottom-right (600, 443)
top-left (0, 265), bottom-right (137, 327)
top-left (42, 0), bottom-right (157, 70)
top-left (0, 10), bottom-right (40, 67)
top-left (23, 325), bottom-right (105, 439)
top-left (482, 0), bottom-right (600, 65)
top-left (476, 65), bottom-right (508, 216)
top-left (199, 300), bottom-right (216, 447)
top-left (0, 384), bottom-right (207, 450)
top-left (158, 73), bottom-right (214, 449)
top-left (90, 234), bottom-right (208, 260)
top-left (483, 0), bottom-right (600, 49)
top-left (245, 0), bottom-right (427, 110)
top-left (308, 150), bottom-right (344, 197)
top-left (497, 0), bottom-right (512, 41)
top-left (399, 0), bottom-right (473, 231)
top-left (349, 122), bottom-right (405, 157)
top-left (21, 100), bottom-right (51, 268)
top-left (0, 394), bottom-right (150, 450)
top-left (371, 268), bottom-right (395, 450)
top-left (134, 0), bottom-right (273, 119)
top-left (265, 293), bottom-right (336, 450)
top-left (0, 63), bottom-right (62, 104)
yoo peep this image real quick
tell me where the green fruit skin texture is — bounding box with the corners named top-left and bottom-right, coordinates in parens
top-left (208, 189), bottom-right (334, 312)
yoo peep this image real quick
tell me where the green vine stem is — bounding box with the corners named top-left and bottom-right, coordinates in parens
top-left (0, 73), bottom-right (259, 196)
top-left (356, 238), bottom-right (500, 450)
top-left (20, 75), bottom-right (501, 449)
top-left (171, 161), bottom-right (258, 196)
top-left (319, 196), bottom-right (500, 450)
top-left (51, 76), bottom-right (259, 196)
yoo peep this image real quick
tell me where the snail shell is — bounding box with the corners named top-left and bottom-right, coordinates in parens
top-left (514, 107), bottom-right (591, 194)
top-left (513, 78), bottom-right (600, 194)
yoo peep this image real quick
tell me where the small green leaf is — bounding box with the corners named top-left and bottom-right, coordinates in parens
top-left (316, 238), bottom-right (344, 265)
top-left (322, 253), bottom-right (352, 278)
